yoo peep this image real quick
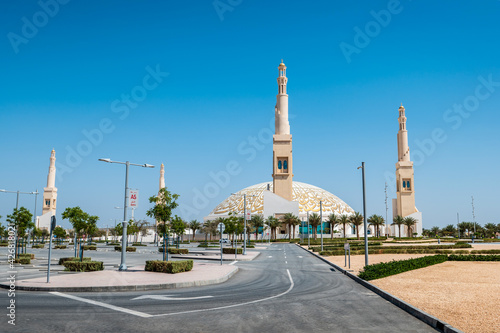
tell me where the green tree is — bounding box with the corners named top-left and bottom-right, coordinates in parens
top-left (6, 207), bottom-right (34, 238)
top-left (62, 207), bottom-right (88, 237)
top-left (327, 213), bottom-right (339, 239)
top-left (135, 220), bottom-right (150, 243)
top-left (484, 223), bottom-right (498, 238)
top-left (146, 187), bottom-right (179, 250)
top-left (203, 220), bottom-right (218, 241)
top-left (308, 213), bottom-right (321, 240)
top-left (251, 215), bottom-right (264, 240)
top-left (53, 226), bottom-right (66, 239)
top-left (282, 213), bottom-right (298, 240)
top-left (403, 216), bottom-right (417, 238)
top-left (350, 212), bottom-right (364, 240)
top-left (171, 215), bottom-right (186, 239)
top-left (265, 216), bottom-right (281, 240)
top-left (430, 226), bottom-right (440, 237)
top-left (223, 213), bottom-right (239, 241)
top-left (441, 224), bottom-right (456, 237)
top-left (189, 220), bottom-right (201, 241)
top-left (368, 214), bottom-right (385, 238)
top-left (392, 215), bottom-right (405, 239)
top-left (339, 214), bottom-right (350, 239)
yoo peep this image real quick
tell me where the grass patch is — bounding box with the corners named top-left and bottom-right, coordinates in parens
top-left (358, 255), bottom-right (448, 281)
top-left (145, 260), bottom-right (193, 274)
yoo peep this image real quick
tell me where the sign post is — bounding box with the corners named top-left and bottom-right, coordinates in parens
top-left (218, 222), bottom-right (225, 265)
top-left (47, 215), bottom-right (56, 283)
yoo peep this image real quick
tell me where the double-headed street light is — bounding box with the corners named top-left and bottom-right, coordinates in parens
top-left (98, 158), bottom-right (154, 271)
top-left (0, 189), bottom-right (39, 242)
top-left (231, 193), bottom-right (257, 255)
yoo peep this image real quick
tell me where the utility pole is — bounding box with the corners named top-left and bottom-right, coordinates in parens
top-left (471, 196), bottom-right (476, 242)
top-left (384, 182), bottom-right (388, 238)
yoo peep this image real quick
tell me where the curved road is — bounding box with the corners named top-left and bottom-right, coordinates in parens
top-left (4, 244), bottom-right (438, 332)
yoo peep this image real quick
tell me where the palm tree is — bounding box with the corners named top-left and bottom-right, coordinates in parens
top-left (292, 216), bottom-right (301, 239)
top-left (308, 213), bottom-right (321, 240)
top-left (327, 213), bottom-right (339, 239)
top-left (430, 226), bottom-right (440, 238)
top-left (350, 212), bottom-right (364, 240)
top-left (282, 213), bottom-right (298, 240)
top-left (403, 216), bottom-right (417, 238)
top-left (339, 214), bottom-right (350, 240)
top-left (367, 214), bottom-right (385, 238)
top-left (265, 216), bottom-right (281, 240)
top-left (189, 220), bottom-right (201, 241)
top-left (251, 215), bottom-right (264, 240)
top-left (215, 217), bottom-right (226, 240)
top-left (392, 215), bottom-right (404, 239)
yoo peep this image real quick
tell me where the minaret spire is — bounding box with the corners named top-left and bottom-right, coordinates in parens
top-left (397, 104), bottom-right (410, 162)
top-left (273, 60), bottom-right (293, 201)
top-left (159, 163), bottom-right (165, 190)
top-left (42, 149), bottom-right (58, 216)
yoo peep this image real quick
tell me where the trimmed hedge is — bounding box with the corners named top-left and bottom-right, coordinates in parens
top-left (114, 246), bottom-right (136, 252)
top-left (132, 243), bottom-right (147, 246)
top-left (18, 253), bottom-right (35, 259)
top-left (448, 254), bottom-right (500, 261)
top-left (63, 261), bottom-right (104, 272)
top-left (107, 242), bottom-right (120, 246)
top-left (54, 245), bottom-right (67, 249)
top-left (0, 242), bottom-right (8, 247)
top-left (58, 257), bottom-right (91, 265)
top-left (82, 245), bottom-right (97, 250)
top-left (358, 255), bottom-right (448, 281)
top-left (470, 249), bottom-right (500, 254)
top-left (145, 260), bottom-right (193, 274)
top-left (32, 244), bottom-right (44, 249)
top-left (166, 248), bottom-right (189, 254)
top-left (223, 248), bottom-right (243, 254)
top-left (14, 258), bottom-right (31, 264)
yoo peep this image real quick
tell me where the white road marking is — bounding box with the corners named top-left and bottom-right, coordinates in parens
top-left (153, 269), bottom-right (294, 317)
top-left (267, 256), bottom-right (273, 258)
top-left (50, 292), bottom-right (152, 318)
top-left (229, 261), bottom-right (237, 265)
top-left (298, 256), bottom-right (303, 258)
top-left (132, 295), bottom-right (213, 301)
top-left (285, 261), bottom-right (288, 264)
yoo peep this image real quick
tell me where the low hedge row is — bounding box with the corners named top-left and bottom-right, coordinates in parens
top-left (54, 245), bottom-right (67, 249)
top-left (448, 254), bottom-right (500, 261)
top-left (223, 248), bottom-right (243, 254)
top-left (82, 245), bottom-right (97, 250)
top-left (18, 253), bottom-right (35, 259)
top-left (58, 257), bottom-right (91, 265)
top-left (470, 249), bottom-right (500, 254)
top-left (132, 243), bottom-right (147, 246)
top-left (107, 242), bottom-right (120, 246)
top-left (114, 246), bottom-right (136, 252)
top-left (358, 255), bottom-right (448, 281)
top-left (0, 242), bottom-right (8, 247)
top-left (320, 248), bottom-right (472, 256)
top-left (167, 248), bottom-right (189, 254)
top-left (145, 260), bottom-right (193, 274)
top-left (32, 244), bottom-right (44, 249)
top-left (63, 261), bottom-right (104, 272)
top-left (14, 258), bottom-right (31, 264)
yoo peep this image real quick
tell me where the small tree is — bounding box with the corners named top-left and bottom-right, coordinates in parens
top-left (53, 226), bottom-right (67, 239)
top-left (308, 213), bottom-right (321, 240)
top-left (251, 215), bottom-right (264, 240)
top-left (368, 214), bottom-right (385, 238)
top-left (282, 213), bottom-right (298, 240)
top-left (350, 212), bottom-right (364, 240)
top-left (189, 220), bottom-right (201, 241)
top-left (339, 214), bottom-right (350, 240)
top-left (6, 207), bottom-right (34, 239)
top-left (403, 217), bottom-right (417, 238)
top-left (327, 213), bottom-right (339, 240)
top-left (171, 215), bottom-right (186, 240)
top-left (392, 215), bottom-right (405, 239)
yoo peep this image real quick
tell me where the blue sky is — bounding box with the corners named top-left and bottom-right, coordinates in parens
top-left (1, 0), bottom-right (499, 230)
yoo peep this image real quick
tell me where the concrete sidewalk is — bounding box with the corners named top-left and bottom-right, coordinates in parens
top-left (172, 250), bottom-right (260, 261)
top-left (1, 262), bottom-right (238, 292)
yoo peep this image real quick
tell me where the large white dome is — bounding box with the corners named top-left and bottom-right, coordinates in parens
top-left (207, 181), bottom-right (355, 219)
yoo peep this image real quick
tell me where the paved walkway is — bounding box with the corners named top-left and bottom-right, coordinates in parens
top-left (2, 262), bottom-right (238, 292)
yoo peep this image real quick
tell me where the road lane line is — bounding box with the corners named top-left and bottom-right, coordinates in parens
top-left (50, 292), bottom-right (153, 318)
top-left (153, 269), bottom-right (294, 317)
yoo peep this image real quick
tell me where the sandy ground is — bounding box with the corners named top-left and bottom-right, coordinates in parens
top-left (315, 243), bottom-right (500, 333)
top-left (371, 262), bottom-right (500, 333)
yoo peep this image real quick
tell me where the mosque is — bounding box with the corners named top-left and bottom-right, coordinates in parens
top-left (204, 60), bottom-right (422, 238)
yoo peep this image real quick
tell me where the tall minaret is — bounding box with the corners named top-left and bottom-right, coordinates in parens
top-left (272, 60), bottom-right (293, 201)
top-left (395, 105), bottom-right (416, 217)
top-left (42, 149), bottom-right (58, 215)
top-left (159, 163), bottom-right (165, 191)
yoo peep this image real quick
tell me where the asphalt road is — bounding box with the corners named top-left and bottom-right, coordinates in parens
top-left (2, 243), bottom-right (438, 332)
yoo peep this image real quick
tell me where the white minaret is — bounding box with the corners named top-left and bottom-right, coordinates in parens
top-left (159, 163), bottom-right (165, 190)
top-left (397, 104), bottom-right (410, 162)
top-left (272, 60), bottom-right (293, 201)
top-left (42, 149), bottom-right (57, 216)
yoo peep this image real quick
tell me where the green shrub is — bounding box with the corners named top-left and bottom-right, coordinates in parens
top-left (197, 243), bottom-right (219, 247)
top-left (114, 246), bottom-right (136, 252)
top-left (470, 250), bottom-right (500, 254)
top-left (18, 253), bottom-right (35, 259)
top-left (358, 255), bottom-right (448, 281)
top-left (108, 242), bottom-right (120, 246)
top-left (132, 243), bottom-right (147, 246)
top-left (0, 242), bottom-right (8, 247)
top-left (166, 248), bottom-right (189, 254)
top-left (223, 248), bottom-right (243, 254)
top-left (448, 254), bottom-right (500, 261)
top-left (14, 258), bottom-right (31, 264)
top-left (58, 257), bottom-right (91, 265)
top-left (32, 244), bottom-right (44, 249)
top-left (145, 260), bottom-right (193, 273)
top-left (54, 245), bottom-right (67, 249)
top-left (83, 245), bottom-right (97, 250)
top-left (63, 261), bottom-right (104, 272)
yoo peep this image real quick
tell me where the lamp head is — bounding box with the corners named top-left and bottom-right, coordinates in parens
top-left (98, 158), bottom-right (111, 163)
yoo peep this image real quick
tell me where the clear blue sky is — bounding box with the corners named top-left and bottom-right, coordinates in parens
top-left (1, 0), bottom-right (499, 230)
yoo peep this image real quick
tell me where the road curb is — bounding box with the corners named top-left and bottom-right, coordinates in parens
top-left (0, 266), bottom-right (239, 293)
top-left (295, 244), bottom-right (463, 333)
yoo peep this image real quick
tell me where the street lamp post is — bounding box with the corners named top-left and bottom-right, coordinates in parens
top-left (230, 193), bottom-right (256, 255)
top-left (320, 201), bottom-right (323, 252)
top-left (99, 158), bottom-right (154, 271)
top-left (307, 211), bottom-right (310, 248)
top-left (357, 162), bottom-right (368, 266)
